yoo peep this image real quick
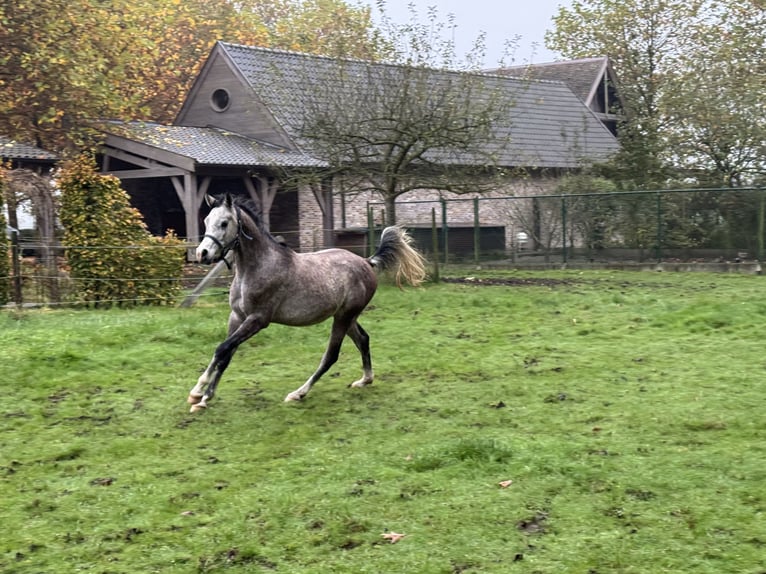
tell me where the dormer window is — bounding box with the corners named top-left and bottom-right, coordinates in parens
top-left (210, 89), bottom-right (231, 112)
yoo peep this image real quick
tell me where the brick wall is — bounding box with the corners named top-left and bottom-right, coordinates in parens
top-left (296, 174), bottom-right (562, 253)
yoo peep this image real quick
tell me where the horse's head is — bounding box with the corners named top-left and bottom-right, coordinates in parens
top-left (197, 194), bottom-right (240, 264)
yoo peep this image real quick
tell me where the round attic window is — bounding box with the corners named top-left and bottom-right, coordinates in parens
top-left (210, 88), bottom-right (231, 112)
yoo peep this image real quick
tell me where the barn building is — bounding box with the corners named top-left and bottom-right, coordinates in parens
top-left (99, 42), bottom-right (620, 256)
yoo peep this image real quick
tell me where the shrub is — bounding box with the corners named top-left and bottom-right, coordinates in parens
top-left (58, 154), bottom-right (185, 307)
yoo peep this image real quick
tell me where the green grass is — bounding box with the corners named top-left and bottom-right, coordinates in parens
top-left (1, 270), bottom-right (765, 573)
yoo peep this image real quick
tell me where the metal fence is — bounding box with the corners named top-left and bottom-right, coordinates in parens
top-left (366, 187), bottom-right (766, 267)
top-left (4, 187), bottom-right (765, 307)
top-left (2, 242), bottom-right (210, 309)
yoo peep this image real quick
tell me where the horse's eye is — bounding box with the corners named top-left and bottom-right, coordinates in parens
top-left (221, 221), bottom-right (229, 229)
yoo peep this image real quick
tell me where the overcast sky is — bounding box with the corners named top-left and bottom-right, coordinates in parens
top-left (359, 0), bottom-right (571, 67)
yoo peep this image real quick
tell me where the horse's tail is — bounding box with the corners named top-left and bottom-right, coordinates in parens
top-left (368, 226), bottom-right (427, 287)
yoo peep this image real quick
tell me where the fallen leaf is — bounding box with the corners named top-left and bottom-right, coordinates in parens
top-left (381, 532), bottom-right (406, 544)
top-left (498, 480), bottom-right (513, 488)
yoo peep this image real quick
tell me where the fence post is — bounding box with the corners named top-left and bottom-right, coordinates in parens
top-left (441, 198), bottom-right (448, 266)
top-left (431, 208), bottom-right (440, 282)
top-left (9, 227), bottom-right (22, 306)
top-left (656, 192), bottom-right (663, 263)
top-left (758, 189), bottom-right (765, 261)
top-left (510, 222), bottom-right (516, 265)
top-left (367, 205), bottom-right (374, 258)
top-left (561, 196), bottom-right (568, 265)
top-left (473, 197), bottom-right (480, 264)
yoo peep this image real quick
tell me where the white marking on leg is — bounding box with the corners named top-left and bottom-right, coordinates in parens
top-left (190, 394), bottom-right (210, 413)
top-left (188, 365), bottom-right (213, 404)
top-left (350, 368), bottom-right (374, 388)
top-left (284, 379), bottom-right (314, 402)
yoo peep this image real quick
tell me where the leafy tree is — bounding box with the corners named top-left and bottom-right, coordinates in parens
top-left (240, 0), bottom-right (381, 59)
top-left (58, 155), bottom-right (185, 307)
top-left (547, 0), bottom-right (766, 188)
top-left (546, 0), bottom-right (704, 187)
top-left (556, 174), bottom-right (618, 255)
top-left (1, 0), bottom-right (115, 151)
top-left (663, 2), bottom-right (766, 186)
top-left (0, 0), bottom-right (377, 154)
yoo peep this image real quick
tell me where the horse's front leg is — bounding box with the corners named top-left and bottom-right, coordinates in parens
top-left (188, 357), bottom-right (224, 411)
top-left (188, 314), bottom-right (265, 412)
top-left (188, 310), bottom-right (243, 407)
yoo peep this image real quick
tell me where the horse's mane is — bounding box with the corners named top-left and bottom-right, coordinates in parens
top-left (232, 195), bottom-right (264, 229)
top-left (213, 194), bottom-right (287, 248)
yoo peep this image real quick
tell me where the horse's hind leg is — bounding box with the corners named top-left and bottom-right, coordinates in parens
top-left (346, 320), bottom-right (373, 388)
top-left (285, 317), bottom-right (349, 402)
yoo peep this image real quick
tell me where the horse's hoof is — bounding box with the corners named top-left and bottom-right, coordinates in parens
top-left (187, 394), bottom-right (203, 405)
top-left (284, 392), bottom-right (303, 402)
top-left (190, 403), bottom-right (207, 413)
top-left (349, 380), bottom-right (373, 388)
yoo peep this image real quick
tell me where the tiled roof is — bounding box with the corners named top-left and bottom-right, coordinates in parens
top-left (102, 122), bottom-right (326, 168)
top-left (488, 57), bottom-right (610, 104)
top-left (0, 136), bottom-right (58, 161)
top-left (219, 43), bottom-right (618, 169)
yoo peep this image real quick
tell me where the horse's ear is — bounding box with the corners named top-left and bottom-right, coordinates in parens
top-left (224, 193), bottom-right (233, 208)
top-left (205, 194), bottom-right (216, 208)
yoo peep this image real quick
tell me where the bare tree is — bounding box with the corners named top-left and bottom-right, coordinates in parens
top-left (267, 3), bottom-right (519, 226)
top-left (298, 61), bottom-right (519, 224)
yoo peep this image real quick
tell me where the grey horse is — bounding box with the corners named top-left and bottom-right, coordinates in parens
top-left (188, 193), bottom-right (426, 412)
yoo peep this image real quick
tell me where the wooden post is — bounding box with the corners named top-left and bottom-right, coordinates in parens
top-left (367, 206), bottom-right (375, 258)
top-left (9, 227), bottom-right (22, 306)
top-left (179, 255), bottom-right (232, 308)
top-left (561, 196), bottom-right (568, 265)
top-left (431, 208), bottom-right (440, 282)
top-left (473, 197), bottom-right (480, 264)
top-left (441, 199), bottom-right (448, 266)
top-left (758, 190), bottom-right (765, 262)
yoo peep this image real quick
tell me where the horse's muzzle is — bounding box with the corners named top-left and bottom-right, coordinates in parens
top-left (196, 243), bottom-right (219, 264)
top-left (196, 235), bottom-right (223, 264)
top-left (196, 248), bottom-right (212, 264)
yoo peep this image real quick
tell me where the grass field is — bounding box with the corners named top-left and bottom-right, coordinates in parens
top-left (1, 270), bottom-right (765, 573)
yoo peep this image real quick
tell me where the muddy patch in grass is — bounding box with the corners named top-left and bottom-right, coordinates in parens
top-left (517, 512), bottom-right (548, 534)
top-left (442, 277), bottom-right (573, 288)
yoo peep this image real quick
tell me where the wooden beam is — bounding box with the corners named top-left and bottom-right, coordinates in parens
top-left (104, 167), bottom-right (187, 179)
top-left (102, 146), bottom-right (163, 169)
top-left (103, 134), bottom-right (197, 171)
top-left (198, 176), bottom-right (212, 202)
top-left (308, 178), bottom-right (335, 248)
top-left (251, 175), bottom-right (278, 231)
